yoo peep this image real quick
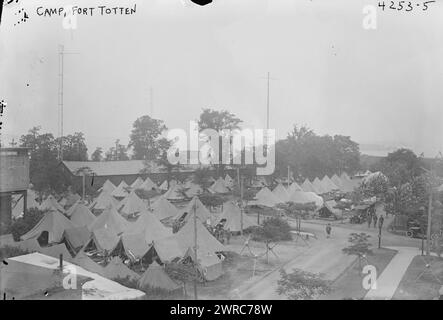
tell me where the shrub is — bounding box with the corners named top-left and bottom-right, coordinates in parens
top-left (252, 217), bottom-right (292, 242)
top-left (0, 245), bottom-right (30, 260)
top-left (10, 208), bottom-right (45, 241)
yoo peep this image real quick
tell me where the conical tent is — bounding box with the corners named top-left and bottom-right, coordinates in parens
top-left (138, 177), bottom-right (158, 191)
top-left (224, 174), bottom-right (234, 188)
top-left (126, 210), bottom-right (171, 244)
top-left (149, 237), bottom-right (184, 263)
top-left (89, 205), bottom-right (129, 235)
top-left (312, 178), bottom-right (327, 194)
top-left (111, 181), bottom-right (129, 198)
top-left (183, 181), bottom-right (203, 198)
top-left (67, 201), bottom-right (96, 228)
top-left (73, 251), bottom-right (105, 276)
top-left (216, 201), bottom-right (257, 232)
top-left (62, 226), bottom-right (91, 255)
top-left (159, 179), bottom-right (176, 191)
top-left (150, 196), bottom-right (180, 221)
top-left (100, 180), bottom-right (116, 194)
top-left (119, 191), bottom-right (147, 216)
top-left (90, 190), bottom-right (119, 211)
top-left (272, 184), bottom-right (290, 203)
top-left (39, 195), bottom-right (64, 213)
top-left (319, 177), bottom-right (332, 193)
top-left (138, 261), bottom-right (180, 292)
top-left (331, 174), bottom-right (344, 191)
top-left (21, 210), bottom-right (75, 243)
top-left (176, 196), bottom-right (212, 224)
top-left (131, 177), bottom-right (144, 189)
top-left (175, 218), bottom-right (225, 255)
top-left (111, 233), bottom-right (150, 261)
top-left (289, 191), bottom-right (324, 208)
top-left (254, 187), bottom-right (279, 207)
top-left (287, 182), bottom-right (303, 195)
top-left (301, 179), bottom-right (317, 193)
top-left (323, 176), bottom-right (339, 192)
top-left (209, 177), bottom-right (230, 194)
top-left (340, 172), bottom-right (351, 181)
top-left (163, 183), bottom-right (186, 201)
top-left (85, 227), bottom-right (121, 252)
top-left (103, 257), bottom-right (140, 282)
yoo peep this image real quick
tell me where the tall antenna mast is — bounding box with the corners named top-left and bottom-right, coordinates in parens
top-left (57, 45), bottom-right (79, 161)
top-left (150, 87), bottom-right (154, 118)
top-left (266, 72), bottom-right (270, 129)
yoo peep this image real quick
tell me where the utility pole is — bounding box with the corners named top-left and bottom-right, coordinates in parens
top-left (150, 86), bottom-right (154, 117)
top-left (58, 45), bottom-right (79, 161)
top-left (240, 175), bottom-right (244, 236)
top-left (193, 200), bottom-right (198, 300)
top-left (287, 166), bottom-right (290, 187)
top-left (266, 72), bottom-right (270, 130)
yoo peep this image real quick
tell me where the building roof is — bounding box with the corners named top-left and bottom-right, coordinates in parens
top-left (62, 160), bottom-right (214, 177)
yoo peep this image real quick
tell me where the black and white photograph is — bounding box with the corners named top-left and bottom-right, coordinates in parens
top-left (1, 0), bottom-right (443, 305)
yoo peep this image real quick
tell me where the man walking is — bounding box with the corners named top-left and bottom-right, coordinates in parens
top-left (373, 215), bottom-right (378, 228)
top-left (326, 223), bottom-right (332, 238)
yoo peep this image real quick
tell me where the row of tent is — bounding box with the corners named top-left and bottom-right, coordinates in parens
top-left (251, 173), bottom-right (359, 209)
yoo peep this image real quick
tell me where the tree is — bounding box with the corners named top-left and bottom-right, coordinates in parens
top-left (193, 167), bottom-right (214, 190)
top-left (277, 268), bottom-right (331, 300)
top-left (274, 125), bottom-right (361, 180)
top-left (342, 233), bottom-right (373, 269)
top-left (277, 201), bottom-right (316, 233)
top-left (128, 115), bottom-right (168, 160)
top-left (56, 132), bottom-right (88, 161)
top-left (19, 127), bottom-right (68, 193)
top-left (198, 108), bottom-right (242, 176)
top-left (252, 217), bottom-right (292, 242)
top-left (372, 148), bottom-right (423, 188)
top-left (91, 147), bottom-right (103, 161)
top-left (105, 140), bottom-right (129, 161)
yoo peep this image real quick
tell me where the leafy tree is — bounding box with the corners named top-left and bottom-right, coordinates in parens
top-left (198, 108), bottom-right (242, 176)
top-left (253, 217), bottom-right (292, 242)
top-left (19, 127), bottom-right (68, 193)
top-left (277, 268), bottom-right (331, 300)
top-left (105, 140), bottom-right (129, 161)
top-left (9, 208), bottom-right (45, 241)
top-left (56, 132), bottom-right (88, 161)
top-left (342, 233), bottom-right (373, 269)
top-left (91, 147), bottom-right (103, 161)
top-left (372, 148), bottom-right (423, 188)
top-left (129, 115), bottom-right (168, 160)
top-left (277, 201), bottom-right (316, 232)
top-left (359, 172), bottom-right (389, 198)
top-left (198, 193), bottom-right (225, 209)
top-left (193, 167), bottom-right (214, 190)
top-left (274, 125), bottom-right (361, 180)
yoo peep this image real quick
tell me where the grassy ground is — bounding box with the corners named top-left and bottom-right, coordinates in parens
top-left (321, 248), bottom-right (397, 300)
top-left (393, 256), bottom-right (443, 300)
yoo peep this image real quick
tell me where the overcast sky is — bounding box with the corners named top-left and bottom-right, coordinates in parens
top-left (1, 0), bottom-right (442, 157)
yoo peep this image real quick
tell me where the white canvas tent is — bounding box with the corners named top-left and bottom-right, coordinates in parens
top-left (301, 179), bottom-right (317, 194)
top-left (111, 181), bottom-right (129, 198)
top-left (21, 210), bottom-right (75, 244)
top-left (224, 174), bottom-right (234, 188)
top-left (150, 196), bottom-right (180, 221)
top-left (138, 177), bottom-right (158, 192)
top-left (312, 178), bottom-right (327, 195)
top-left (209, 177), bottom-right (230, 194)
top-left (289, 191), bottom-right (324, 208)
top-left (67, 201), bottom-right (96, 228)
top-left (253, 187), bottom-right (279, 207)
top-left (163, 183), bottom-right (186, 201)
top-left (175, 196), bottom-right (212, 224)
top-left (99, 179), bottom-right (116, 194)
top-left (215, 201), bottom-right (257, 232)
top-left (126, 210), bottom-right (172, 244)
top-left (287, 182), bottom-right (303, 195)
top-left (119, 191), bottom-right (147, 216)
top-left (272, 184), bottom-right (290, 203)
top-left (89, 205), bottom-right (129, 235)
top-left (39, 195), bottom-right (64, 213)
top-left (175, 218), bottom-right (225, 255)
top-left (138, 261), bottom-right (180, 291)
top-left (90, 190), bottom-right (120, 211)
top-left (130, 177), bottom-right (144, 189)
top-left (323, 176), bottom-right (339, 191)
